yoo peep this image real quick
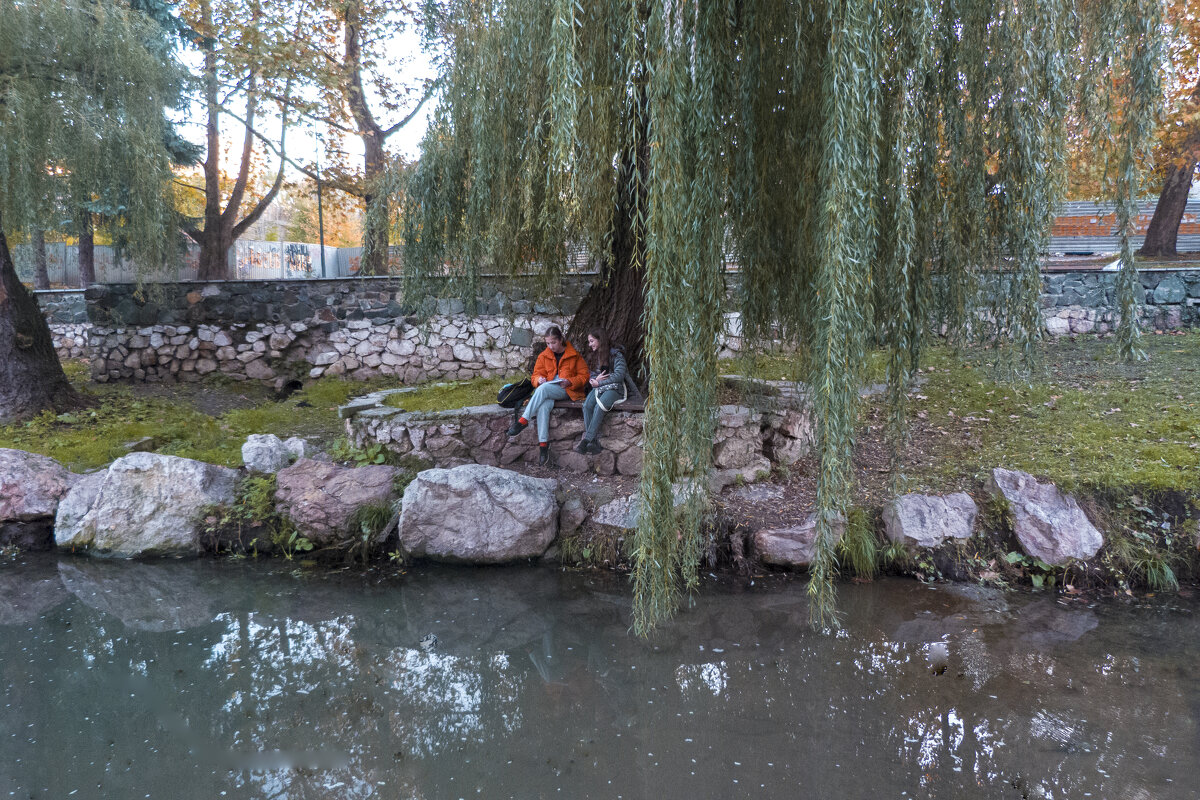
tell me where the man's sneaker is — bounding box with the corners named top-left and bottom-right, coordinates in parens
top-left (538, 447), bottom-right (550, 466)
top-left (574, 439), bottom-right (590, 454)
top-left (584, 440), bottom-right (603, 455)
top-left (506, 419), bottom-right (527, 437)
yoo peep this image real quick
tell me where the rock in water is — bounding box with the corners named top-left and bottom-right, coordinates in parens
top-left (54, 453), bottom-right (239, 558)
top-left (274, 458), bottom-right (401, 546)
top-left (883, 492), bottom-right (978, 548)
top-left (398, 465), bottom-right (558, 563)
top-left (754, 512), bottom-right (846, 567)
top-left (0, 448), bottom-right (78, 550)
top-left (986, 468), bottom-right (1103, 565)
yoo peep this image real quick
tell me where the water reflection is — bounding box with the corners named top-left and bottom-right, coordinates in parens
top-left (1, 556), bottom-right (1196, 799)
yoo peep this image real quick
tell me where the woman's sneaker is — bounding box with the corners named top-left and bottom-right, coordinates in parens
top-left (584, 440), bottom-right (603, 455)
top-left (506, 419), bottom-right (527, 437)
top-left (538, 447), bottom-right (551, 467)
top-left (573, 439), bottom-right (590, 454)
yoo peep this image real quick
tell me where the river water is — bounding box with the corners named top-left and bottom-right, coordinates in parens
top-left (1, 556), bottom-right (1196, 799)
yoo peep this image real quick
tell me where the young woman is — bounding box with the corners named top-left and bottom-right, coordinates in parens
top-left (575, 328), bottom-right (639, 454)
top-left (506, 325), bottom-right (589, 466)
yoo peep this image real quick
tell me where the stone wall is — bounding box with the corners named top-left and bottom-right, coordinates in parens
top-left (34, 268), bottom-right (1200, 383)
top-left (343, 381), bottom-right (815, 480)
top-left (68, 277), bottom-right (587, 384)
top-left (1041, 270), bottom-right (1200, 334)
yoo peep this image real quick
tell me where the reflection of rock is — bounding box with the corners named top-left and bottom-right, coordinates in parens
top-left (987, 468), bottom-right (1103, 565)
top-left (1011, 599), bottom-right (1098, 649)
top-left (55, 453), bottom-right (239, 558)
top-left (399, 466), bottom-right (558, 563)
top-left (58, 560), bottom-right (219, 632)
top-left (361, 566), bottom-right (559, 656)
top-left (0, 561), bottom-right (69, 624)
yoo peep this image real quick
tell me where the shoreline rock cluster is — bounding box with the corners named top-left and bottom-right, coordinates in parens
top-left (1, 441), bottom-right (1117, 590)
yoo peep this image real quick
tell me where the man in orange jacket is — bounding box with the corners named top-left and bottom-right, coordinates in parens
top-left (507, 325), bottom-right (589, 466)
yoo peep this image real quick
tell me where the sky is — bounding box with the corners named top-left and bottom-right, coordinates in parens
top-left (173, 19), bottom-right (438, 187)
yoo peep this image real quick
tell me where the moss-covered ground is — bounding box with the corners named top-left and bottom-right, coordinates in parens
top-left (382, 375), bottom-right (517, 413)
top-left (0, 364), bottom-right (399, 471)
top-left (733, 331), bottom-right (1200, 497)
top-left (6, 332), bottom-right (1198, 500)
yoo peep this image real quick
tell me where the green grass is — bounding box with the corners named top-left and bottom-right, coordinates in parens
top-left (0, 369), bottom-right (400, 471)
top-left (383, 375), bottom-right (516, 413)
top-left (902, 332), bottom-right (1200, 494)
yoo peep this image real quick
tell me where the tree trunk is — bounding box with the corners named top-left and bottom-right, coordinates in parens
top-left (1138, 160), bottom-right (1197, 257)
top-left (197, 221), bottom-right (232, 280)
top-left (77, 215), bottom-right (95, 288)
top-left (32, 229), bottom-right (49, 290)
top-left (360, 133), bottom-right (389, 275)
top-left (0, 223), bottom-right (80, 423)
top-left (567, 118), bottom-right (650, 380)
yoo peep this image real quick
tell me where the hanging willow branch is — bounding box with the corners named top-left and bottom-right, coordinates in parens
top-left (403, 0), bottom-right (1165, 633)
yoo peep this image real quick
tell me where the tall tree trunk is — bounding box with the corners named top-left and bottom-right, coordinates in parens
top-left (77, 214), bottom-right (95, 288)
top-left (360, 133), bottom-right (389, 275)
top-left (1138, 160), bottom-right (1196, 257)
top-left (567, 114), bottom-right (650, 379)
top-left (197, 222), bottom-right (233, 280)
top-left (32, 229), bottom-right (49, 290)
top-left (0, 222), bottom-right (80, 423)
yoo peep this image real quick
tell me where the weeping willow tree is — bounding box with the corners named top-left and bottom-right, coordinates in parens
top-left (0, 0), bottom-right (186, 421)
top-left (403, 0), bottom-right (1163, 632)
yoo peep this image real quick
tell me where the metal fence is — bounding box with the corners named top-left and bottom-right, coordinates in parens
top-left (11, 197), bottom-right (1200, 285)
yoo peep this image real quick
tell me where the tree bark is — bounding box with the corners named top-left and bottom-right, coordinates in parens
top-left (0, 222), bottom-right (80, 423)
top-left (1138, 160), bottom-right (1196, 257)
top-left (77, 214), bottom-right (95, 288)
top-left (343, 0), bottom-right (389, 276)
top-left (566, 106), bottom-right (650, 380)
top-left (32, 229), bottom-right (49, 290)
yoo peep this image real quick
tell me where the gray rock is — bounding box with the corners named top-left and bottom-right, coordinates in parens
top-left (1152, 276), bottom-right (1187, 304)
top-left (754, 512), bottom-right (845, 567)
top-left (54, 453), bottom-right (239, 558)
top-left (986, 468), bottom-right (1103, 565)
top-left (275, 458), bottom-right (401, 546)
top-left (0, 448), bottom-right (77, 522)
top-left (242, 434), bottom-right (293, 473)
top-left (241, 434), bottom-right (313, 473)
top-left (558, 496), bottom-right (587, 536)
top-left (398, 465), bottom-right (558, 563)
top-left (883, 492), bottom-right (978, 548)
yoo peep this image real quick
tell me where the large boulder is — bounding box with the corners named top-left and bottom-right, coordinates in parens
top-left (986, 468), bottom-right (1103, 565)
top-left (883, 492), bottom-right (978, 548)
top-left (0, 449), bottom-right (78, 550)
top-left (54, 453), bottom-right (239, 558)
top-left (398, 465), bottom-right (558, 563)
top-left (754, 512), bottom-right (845, 567)
top-left (274, 458), bottom-right (401, 546)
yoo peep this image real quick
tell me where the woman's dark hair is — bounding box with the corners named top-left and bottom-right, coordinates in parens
top-left (586, 328), bottom-right (612, 371)
top-left (543, 325), bottom-right (564, 342)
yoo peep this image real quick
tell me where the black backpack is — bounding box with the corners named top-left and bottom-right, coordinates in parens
top-left (496, 378), bottom-right (534, 409)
